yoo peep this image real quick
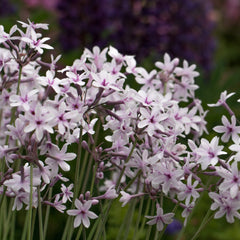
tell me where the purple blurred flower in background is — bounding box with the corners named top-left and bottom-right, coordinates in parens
top-left (165, 219), bottom-right (182, 235)
top-left (0, 0), bottom-right (15, 16)
top-left (57, 0), bottom-right (216, 73)
top-left (23, 0), bottom-right (58, 10)
top-left (57, 0), bottom-right (112, 51)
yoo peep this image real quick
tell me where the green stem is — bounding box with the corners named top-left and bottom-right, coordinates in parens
top-left (139, 197), bottom-right (151, 233)
top-left (123, 199), bottom-right (137, 240)
top-left (116, 139), bottom-right (137, 191)
top-left (145, 201), bottom-right (155, 240)
top-left (153, 228), bottom-right (159, 240)
top-left (81, 154), bottom-right (93, 193)
top-left (61, 216), bottom-right (71, 240)
top-left (3, 199), bottom-right (14, 240)
top-left (134, 196), bottom-right (144, 240)
top-left (16, 65), bottom-right (23, 95)
top-left (75, 225), bottom-right (83, 240)
top-left (83, 227), bottom-right (86, 240)
top-left (82, 121), bottom-right (100, 194)
top-left (21, 211), bottom-right (29, 240)
top-left (190, 210), bottom-right (214, 240)
top-left (31, 209), bottom-right (37, 240)
top-left (78, 141), bottom-right (90, 192)
top-left (90, 163), bottom-right (98, 194)
top-left (92, 200), bottom-right (113, 240)
top-left (73, 127), bottom-right (83, 200)
top-left (27, 163), bottom-right (33, 240)
top-left (63, 128), bottom-right (83, 240)
top-left (10, 211), bottom-right (16, 240)
top-left (43, 188), bottom-right (52, 239)
top-left (38, 187), bottom-right (44, 240)
top-left (163, 82), bottom-right (167, 96)
top-left (123, 170), bottom-right (141, 191)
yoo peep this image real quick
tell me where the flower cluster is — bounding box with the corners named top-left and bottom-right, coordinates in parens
top-left (0, 20), bottom-right (238, 239)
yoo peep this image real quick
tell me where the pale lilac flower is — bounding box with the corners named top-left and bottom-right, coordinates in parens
top-left (82, 118), bottom-right (98, 135)
top-left (103, 187), bottom-right (118, 199)
top-left (18, 19), bottom-right (49, 32)
top-left (46, 143), bottom-right (76, 172)
top-left (155, 53), bottom-right (179, 73)
top-left (33, 160), bottom-right (51, 184)
top-left (91, 70), bottom-right (121, 91)
top-left (181, 203), bottom-right (195, 226)
top-left (177, 174), bottom-right (200, 205)
top-left (4, 166), bottom-right (41, 193)
top-left (134, 89), bottom-right (158, 107)
top-left (84, 46), bottom-right (108, 70)
top-left (125, 55), bottom-right (141, 74)
top-left (108, 46), bottom-right (125, 65)
top-left (61, 184), bottom-right (74, 203)
top-left (218, 161), bottom-right (240, 198)
top-left (213, 115), bottom-right (240, 142)
top-left (209, 192), bottom-right (240, 223)
top-left (174, 60), bottom-right (199, 80)
top-left (138, 107), bottom-right (168, 136)
top-left (51, 194), bottom-right (66, 213)
top-left (151, 161), bottom-right (184, 195)
top-left (38, 70), bottom-right (61, 93)
top-left (135, 68), bottom-right (157, 90)
top-left (95, 186), bottom-right (118, 200)
top-left (66, 71), bottom-right (87, 86)
top-left (126, 149), bottom-right (160, 178)
top-left (145, 204), bottom-right (174, 231)
top-left (67, 199), bottom-right (98, 228)
top-left (229, 142), bottom-right (240, 161)
top-left (9, 85), bottom-right (38, 111)
top-left (24, 103), bottom-right (55, 141)
top-left (119, 191), bottom-right (132, 207)
top-left (0, 145), bottom-right (10, 159)
top-left (50, 54), bottom-right (61, 71)
top-left (6, 117), bottom-right (26, 144)
top-left (12, 191), bottom-right (29, 211)
top-left (21, 32), bottom-right (53, 54)
top-left (0, 25), bottom-right (18, 43)
top-left (196, 137), bottom-right (226, 170)
top-left (208, 91), bottom-right (235, 107)
top-left (53, 102), bottom-right (73, 135)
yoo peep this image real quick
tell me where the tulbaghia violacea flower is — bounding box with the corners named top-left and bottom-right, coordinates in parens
top-left (67, 199), bottom-right (98, 228)
top-left (213, 115), bottom-right (240, 142)
top-left (24, 103), bottom-right (55, 142)
top-left (177, 174), bottom-right (200, 205)
top-left (196, 136), bottom-right (226, 170)
top-left (45, 143), bottom-right (76, 172)
top-left (146, 204), bottom-right (174, 231)
top-left (61, 183), bottom-right (74, 203)
top-left (209, 191), bottom-right (240, 223)
top-left (217, 161), bottom-right (240, 198)
top-left (9, 85), bottom-right (39, 111)
top-left (208, 91), bottom-right (235, 107)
